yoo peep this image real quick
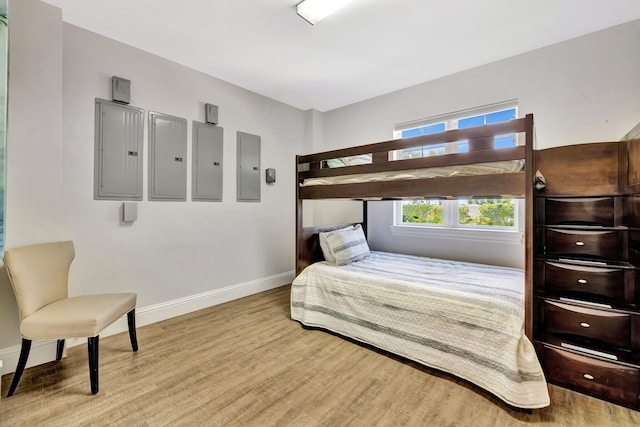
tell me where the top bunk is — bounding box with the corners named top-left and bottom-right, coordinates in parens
top-left (296, 113), bottom-right (534, 200)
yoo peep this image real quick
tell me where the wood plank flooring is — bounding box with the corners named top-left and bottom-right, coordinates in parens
top-left (1, 285), bottom-right (639, 426)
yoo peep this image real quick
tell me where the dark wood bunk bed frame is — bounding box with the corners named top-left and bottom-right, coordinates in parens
top-left (295, 113), bottom-right (536, 338)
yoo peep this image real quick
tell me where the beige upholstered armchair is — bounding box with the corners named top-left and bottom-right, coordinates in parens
top-left (3, 241), bottom-right (138, 396)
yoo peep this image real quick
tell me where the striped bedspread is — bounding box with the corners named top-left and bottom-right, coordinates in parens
top-left (290, 251), bottom-right (550, 409)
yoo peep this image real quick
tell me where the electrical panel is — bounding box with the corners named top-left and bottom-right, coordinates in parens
top-left (94, 99), bottom-right (144, 200)
top-left (205, 103), bottom-right (219, 125)
top-left (148, 112), bottom-right (188, 201)
top-left (192, 122), bottom-right (224, 201)
top-left (236, 132), bottom-right (261, 202)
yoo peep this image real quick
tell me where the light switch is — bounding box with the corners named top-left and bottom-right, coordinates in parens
top-left (266, 168), bottom-right (276, 184)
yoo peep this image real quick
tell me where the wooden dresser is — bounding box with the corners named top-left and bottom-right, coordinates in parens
top-left (533, 137), bottom-right (640, 410)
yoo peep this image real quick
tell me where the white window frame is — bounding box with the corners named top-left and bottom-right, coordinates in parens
top-left (390, 101), bottom-right (523, 244)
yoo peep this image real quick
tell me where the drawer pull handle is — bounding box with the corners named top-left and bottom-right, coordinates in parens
top-left (577, 279), bottom-right (588, 284)
top-left (583, 374), bottom-right (594, 380)
top-left (580, 322), bottom-right (591, 328)
top-left (575, 241), bottom-right (585, 246)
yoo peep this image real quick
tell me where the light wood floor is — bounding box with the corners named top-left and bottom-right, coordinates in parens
top-left (1, 285), bottom-right (639, 426)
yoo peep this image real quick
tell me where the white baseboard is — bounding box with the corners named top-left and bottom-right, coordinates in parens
top-left (0, 271), bottom-right (293, 375)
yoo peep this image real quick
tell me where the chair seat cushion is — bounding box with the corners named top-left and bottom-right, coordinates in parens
top-left (20, 293), bottom-right (137, 339)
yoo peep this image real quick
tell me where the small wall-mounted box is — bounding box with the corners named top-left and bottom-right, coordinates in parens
top-left (205, 103), bottom-right (219, 125)
top-left (122, 202), bottom-right (137, 222)
top-left (265, 168), bottom-right (276, 184)
top-left (112, 76), bottom-right (131, 104)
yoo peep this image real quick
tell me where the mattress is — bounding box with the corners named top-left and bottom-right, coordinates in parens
top-left (290, 251), bottom-right (549, 409)
top-left (300, 159), bottom-right (524, 187)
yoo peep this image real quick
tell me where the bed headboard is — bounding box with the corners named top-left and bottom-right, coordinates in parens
top-left (296, 223), bottom-right (365, 275)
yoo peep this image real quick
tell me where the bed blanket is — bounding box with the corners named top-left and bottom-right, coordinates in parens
top-left (300, 159), bottom-right (524, 187)
top-left (290, 251), bottom-right (550, 409)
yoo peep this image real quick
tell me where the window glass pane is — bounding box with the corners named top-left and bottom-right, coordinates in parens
top-left (458, 115), bottom-right (484, 129)
top-left (494, 133), bottom-right (516, 148)
top-left (457, 141), bottom-right (469, 152)
top-left (399, 147), bottom-right (423, 160)
top-left (401, 128), bottom-right (421, 138)
top-left (402, 200), bottom-right (444, 224)
top-left (423, 143), bottom-right (445, 157)
top-left (395, 142), bottom-right (446, 160)
top-left (486, 108), bottom-right (516, 124)
top-left (458, 198), bottom-right (515, 227)
top-left (398, 123), bottom-right (445, 159)
top-left (402, 122), bottom-right (445, 138)
top-left (420, 122), bottom-right (445, 135)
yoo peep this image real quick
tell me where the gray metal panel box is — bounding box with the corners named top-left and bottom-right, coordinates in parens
top-left (94, 99), bottom-right (143, 200)
top-left (122, 202), bottom-right (137, 222)
top-left (148, 112), bottom-right (188, 201)
top-left (111, 76), bottom-right (131, 104)
top-left (236, 131), bottom-right (261, 202)
top-left (205, 103), bottom-right (218, 125)
top-left (192, 122), bottom-right (224, 201)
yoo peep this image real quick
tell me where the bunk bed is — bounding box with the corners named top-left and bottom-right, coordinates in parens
top-left (292, 114), bottom-right (551, 409)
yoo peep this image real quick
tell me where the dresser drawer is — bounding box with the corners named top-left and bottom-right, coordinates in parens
top-left (545, 197), bottom-right (615, 227)
top-left (541, 261), bottom-right (625, 302)
top-left (545, 228), bottom-right (620, 260)
top-left (543, 346), bottom-right (639, 408)
top-left (544, 300), bottom-right (631, 349)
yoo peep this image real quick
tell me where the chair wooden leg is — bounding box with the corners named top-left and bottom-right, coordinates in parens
top-left (87, 336), bottom-right (99, 395)
top-left (127, 309), bottom-right (138, 352)
top-left (7, 339), bottom-right (32, 397)
top-left (56, 339), bottom-right (65, 361)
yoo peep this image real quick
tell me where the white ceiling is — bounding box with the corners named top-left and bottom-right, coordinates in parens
top-left (41, 0), bottom-right (640, 112)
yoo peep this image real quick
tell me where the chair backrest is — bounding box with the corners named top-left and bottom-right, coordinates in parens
top-left (3, 241), bottom-right (75, 320)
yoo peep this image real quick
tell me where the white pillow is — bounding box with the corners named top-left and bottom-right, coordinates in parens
top-left (319, 225), bottom-right (355, 263)
top-left (325, 224), bottom-right (370, 265)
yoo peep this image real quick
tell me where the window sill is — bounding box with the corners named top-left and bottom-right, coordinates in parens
top-left (389, 225), bottom-right (523, 244)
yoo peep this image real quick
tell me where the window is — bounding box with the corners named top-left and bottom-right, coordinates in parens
top-left (395, 198), bottom-right (518, 230)
top-left (392, 102), bottom-right (522, 240)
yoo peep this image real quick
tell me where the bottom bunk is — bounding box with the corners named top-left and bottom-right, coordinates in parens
top-left (291, 247), bottom-right (549, 409)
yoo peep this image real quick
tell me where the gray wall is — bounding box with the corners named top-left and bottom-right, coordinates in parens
top-left (0, 0), bottom-right (306, 369)
top-left (0, 0), bottom-right (64, 353)
top-left (60, 23), bottom-right (304, 305)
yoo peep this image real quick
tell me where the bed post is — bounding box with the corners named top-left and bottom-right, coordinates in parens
top-left (363, 201), bottom-right (368, 238)
top-left (295, 154), bottom-right (303, 276)
top-left (524, 113), bottom-right (534, 340)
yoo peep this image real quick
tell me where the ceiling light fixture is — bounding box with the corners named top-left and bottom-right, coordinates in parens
top-left (297, 0), bottom-right (354, 25)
